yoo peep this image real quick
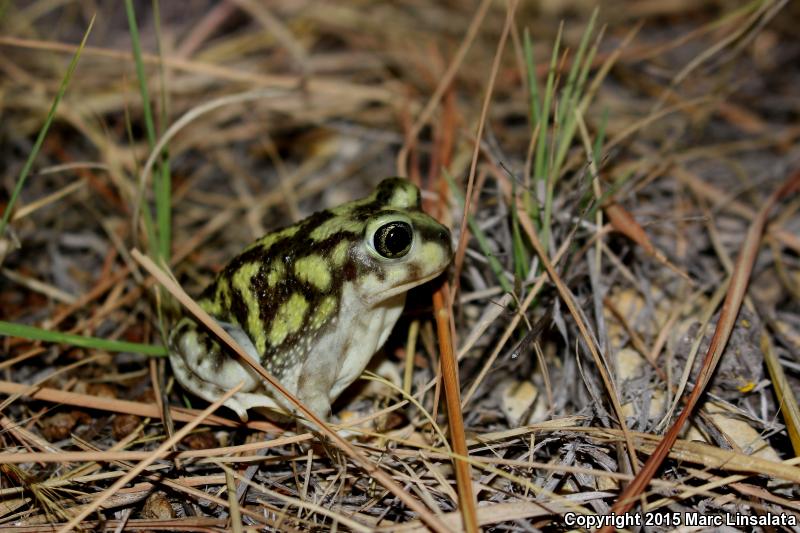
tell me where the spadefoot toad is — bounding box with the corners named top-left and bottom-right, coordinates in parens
top-left (169, 178), bottom-right (452, 421)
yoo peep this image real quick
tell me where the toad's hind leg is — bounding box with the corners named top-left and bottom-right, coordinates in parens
top-left (169, 319), bottom-right (285, 421)
top-left (168, 347), bottom-right (251, 422)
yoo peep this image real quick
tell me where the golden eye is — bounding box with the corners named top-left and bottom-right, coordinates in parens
top-left (373, 221), bottom-right (413, 258)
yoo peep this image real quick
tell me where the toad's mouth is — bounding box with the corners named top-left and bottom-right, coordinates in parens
top-left (362, 269), bottom-right (447, 306)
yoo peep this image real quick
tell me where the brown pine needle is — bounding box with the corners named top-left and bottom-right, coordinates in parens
top-left (0, 378), bottom-right (275, 431)
top-left (433, 283), bottom-right (479, 533)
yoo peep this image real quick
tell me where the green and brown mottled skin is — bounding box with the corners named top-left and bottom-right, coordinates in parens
top-left (169, 178), bottom-right (452, 421)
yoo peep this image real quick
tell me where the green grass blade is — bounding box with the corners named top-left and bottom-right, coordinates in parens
top-left (0, 15), bottom-right (95, 238)
top-left (574, 19), bottom-right (601, 107)
top-left (0, 321), bottom-right (167, 356)
top-left (511, 179), bottom-right (530, 285)
top-left (556, 8), bottom-right (598, 130)
top-left (125, 0), bottom-right (171, 262)
top-left (534, 22), bottom-right (562, 191)
top-left (552, 9), bottom-right (599, 181)
top-left (151, 0), bottom-right (172, 263)
top-left (534, 23), bottom-right (563, 256)
top-left (523, 30), bottom-right (541, 222)
top-left (125, 0), bottom-right (157, 147)
top-left (593, 107), bottom-right (609, 165)
top-left (524, 30), bottom-right (542, 126)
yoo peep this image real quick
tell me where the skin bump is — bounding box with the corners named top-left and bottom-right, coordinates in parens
top-left (311, 295), bottom-right (338, 329)
top-left (268, 292), bottom-right (309, 346)
top-left (309, 217), bottom-right (364, 241)
top-left (231, 262), bottom-right (267, 353)
top-left (266, 259), bottom-right (285, 287)
top-left (294, 254), bottom-right (332, 291)
top-left (389, 183), bottom-right (419, 208)
top-left (330, 240), bottom-right (350, 267)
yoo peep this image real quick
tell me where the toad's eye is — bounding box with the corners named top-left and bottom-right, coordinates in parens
top-left (373, 221), bottom-right (413, 258)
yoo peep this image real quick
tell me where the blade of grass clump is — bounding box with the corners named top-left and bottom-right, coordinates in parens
top-left (0, 321), bottom-right (167, 356)
top-left (125, 0), bottom-right (171, 262)
top-left (522, 31), bottom-right (539, 221)
top-left (544, 12), bottom-right (601, 255)
top-left (551, 9), bottom-right (600, 177)
top-left (522, 12), bottom-right (602, 257)
top-left (0, 15), bottom-right (95, 239)
top-left (526, 24), bottom-right (562, 240)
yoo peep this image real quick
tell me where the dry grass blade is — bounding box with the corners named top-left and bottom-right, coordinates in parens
top-left (0, 433), bottom-right (315, 465)
top-left (0, 379), bottom-right (274, 431)
top-left (11, 177), bottom-right (86, 222)
top-left (55, 381), bottom-right (244, 532)
top-left (132, 250), bottom-right (451, 533)
top-left (572, 426), bottom-right (800, 484)
top-left (674, 166), bottom-right (800, 253)
top-left (1, 518), bottom-right (225, 533)
top-left (223, 464), bottom-right (243, 533)
top-left (0, 35), bottom-right (395, 101)
top-left (1, 268), bottom-right (76, 304)
top-left (600, 170), bottom-right (800, 528)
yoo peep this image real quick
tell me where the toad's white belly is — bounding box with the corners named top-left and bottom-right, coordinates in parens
top-left (171, 281), bottom-right (406, 421)
top-left (328, 283), bottom-right (406, 399)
